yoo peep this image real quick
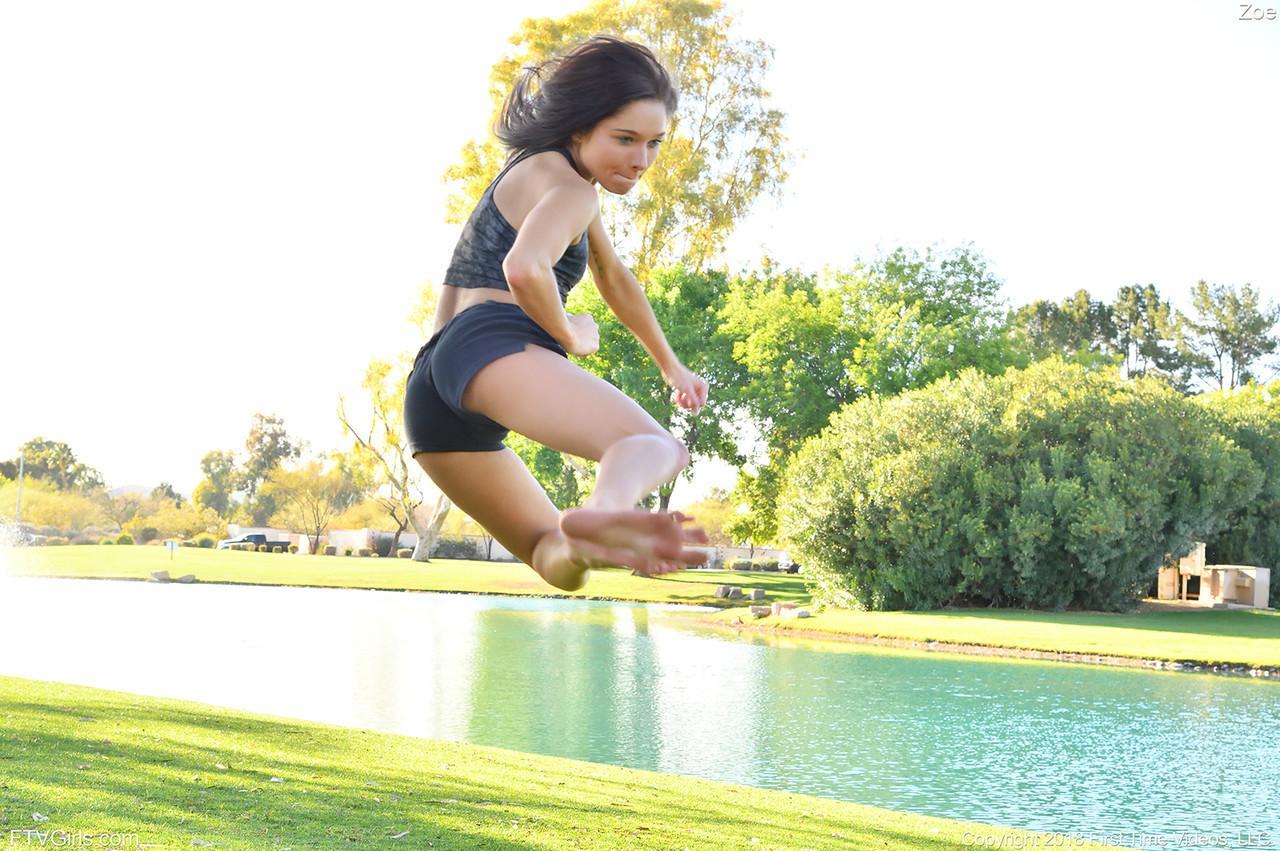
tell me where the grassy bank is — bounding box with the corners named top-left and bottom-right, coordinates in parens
top-left (0, 675), bottom-right (1114, 850)
top-left (699, 605), bottom-right (1280, 669)
top-left (8, 546), bottom-right (1279, 670)
top-left (5, 545), bottom-right (809, 607)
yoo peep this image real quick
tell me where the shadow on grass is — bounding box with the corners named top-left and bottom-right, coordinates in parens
top-left (1, 683), bottom-right (998, 850)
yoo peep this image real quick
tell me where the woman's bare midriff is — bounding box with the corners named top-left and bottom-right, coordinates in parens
top-left (443, 284), bottom-right (520, 323)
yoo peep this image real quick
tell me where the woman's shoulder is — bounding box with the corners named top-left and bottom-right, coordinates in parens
top-left (501, 148), bottom-right (588, 192)
top-left (493, 149), bottom-right (597, 222)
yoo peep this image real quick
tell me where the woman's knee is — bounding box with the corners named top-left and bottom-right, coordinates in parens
top-left (608, 431), bottom-right (689, 472)
top-left (670, 435), bottom-right (690, 471)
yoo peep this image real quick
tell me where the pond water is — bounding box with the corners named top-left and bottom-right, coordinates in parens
top-left (1, 576), bottom-right (1276, 844)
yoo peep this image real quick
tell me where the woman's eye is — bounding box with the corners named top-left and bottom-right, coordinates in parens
top-left (649, 140), bottom-right (662, 148)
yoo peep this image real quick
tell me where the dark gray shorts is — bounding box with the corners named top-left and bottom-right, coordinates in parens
top-left (403, 301), bottom-right (567, 454)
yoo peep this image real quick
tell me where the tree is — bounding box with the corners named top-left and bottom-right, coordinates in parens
top-left (238, 414), bottom-right (303, 525)
top-left (7, 438), bottom-right (103, 491)
top-left (264, 460), bottom-right (362, 555)
top-left (338, 356), bottom-right (452, 561)
top-left (1111, 284), bottom-right (1188, 384)
top-left (444, 0), bottom-right (789, 277)
top-left (571, 265), bottom-right (744, 509)
top-left (150, 482), bottom-right (182, 508)
top-left (1010, 290), bottom-right (1118, 368)
top-left (505, 432), bottom-right (590, 509)
top-left (717, 246), bottom-right (1020, 540)
top-left (679, 486), bottom-right (734, 547)
top-left (1183, 281), bottom-right (1280, 391)
top-left (722, 463), bottom-right (781, 554)
top-left (96, 490), bottom-right (144, 532)
top-left (193, 450), bottom-right (238, 518)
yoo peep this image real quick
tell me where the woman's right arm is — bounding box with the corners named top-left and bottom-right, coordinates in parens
top-left (501, 182), bottom-right (599, 353)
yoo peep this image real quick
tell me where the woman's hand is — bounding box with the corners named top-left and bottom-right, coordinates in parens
top-left (662, 362), bottom-right (709, 415)
top-left (563, 313), bottom-right (600, 357)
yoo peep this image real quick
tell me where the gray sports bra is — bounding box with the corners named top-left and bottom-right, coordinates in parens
top-left (443, 146), bottom-right (589, 304)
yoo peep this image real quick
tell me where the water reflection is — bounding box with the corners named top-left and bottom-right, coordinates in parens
top-left (1, 576), bottom-right (1276, 842)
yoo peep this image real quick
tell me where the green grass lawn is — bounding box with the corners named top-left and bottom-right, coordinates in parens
top-left (8, 545), bottom-right (1279, 669)
top-left (0, 675), bottom-right (1116, 850)
top-left (702, 605), bottom-right (1280, 669)
top-left (6, 545), bottom-right (805, 607)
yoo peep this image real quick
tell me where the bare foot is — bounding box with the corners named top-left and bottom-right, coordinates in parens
top-left (561, 508), bottom-right (708, 575)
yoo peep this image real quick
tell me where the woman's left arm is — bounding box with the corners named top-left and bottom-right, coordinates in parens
top-left (585, 212), bottom-right (708, 414)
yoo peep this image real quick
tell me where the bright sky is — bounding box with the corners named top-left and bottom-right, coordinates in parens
top-left (2, 1), bottom-right (1277, 507)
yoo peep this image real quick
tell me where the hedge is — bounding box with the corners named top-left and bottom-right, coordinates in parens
top-left (779, 360), bottom-right (1260, 612)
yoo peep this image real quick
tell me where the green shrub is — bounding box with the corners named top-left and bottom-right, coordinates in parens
top-left (370, 552), bottom-right (380, 558)
top-left (356, 547), bottom-right (371, 557)
top-left (323, 545), bottom-right (337, 556)
top-left (116, 533), bottom-right (134, 546)
top-left (397, 548), bottom-right (413, 559)
top-left (1196, 382), bottom-right (1280, 608)
top-left (430, 536), bottom-right (480, 559)
top-left (754, 560), bottom-right (780, 572)
top-left (729, 559), bottom-right (752, 571)
top-left (134, 526), bottom-right (160, 545)
top-left (255, 544), bottom-right (267, 553)
top-left (195, 535), bottom-right (216, 549)
top-left (100, 538), bottom-right (115, 545)
top-left (779, 360), bottom-right (1260, 612)
top-left (288, 544), bottom-right (298, 554)
top-left (44, 536), bottom-right (69, 546)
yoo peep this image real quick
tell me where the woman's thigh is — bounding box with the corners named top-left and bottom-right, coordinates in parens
top-left (414, 446), bottom-right (560, 565)
top-left (461, 343), bottom-right (671, 461)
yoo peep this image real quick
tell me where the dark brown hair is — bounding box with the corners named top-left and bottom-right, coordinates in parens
top-left (494, 35), bottom-right (679, 156)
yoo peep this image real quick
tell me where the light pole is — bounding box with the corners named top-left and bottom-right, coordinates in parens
top-left (14, 449), bottom-right (23, 526)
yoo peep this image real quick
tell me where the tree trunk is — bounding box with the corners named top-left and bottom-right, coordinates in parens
top-left (388, 519), bottom-right (408, 558)
top-left (658, 478), bottom-right (676, 512)
top-left (409, 492), bottom-right (451, 561)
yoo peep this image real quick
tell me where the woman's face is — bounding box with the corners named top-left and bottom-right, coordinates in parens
top-left (571, 98), bottom-right (668, 195)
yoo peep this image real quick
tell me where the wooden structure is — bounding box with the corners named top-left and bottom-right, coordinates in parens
top-left (1157, 542), bottom-right (1271, 609)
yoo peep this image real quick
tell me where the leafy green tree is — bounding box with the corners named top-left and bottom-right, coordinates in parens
top-left (1183, 281), bottom-right (1280, 391)
top-left (505, 432), bottom-right (589, 510)
top-left (718, 245), bottom-right (1018, 541)
top-left (1111, 284), bottom-right (1187, 384)
top-left (193, 450), bottom-right (238, 518)
top-left (722, 467), bottom-right (778, 553)
top-left (264, 460), bottom-right (364, 555)
top-left (7, 438), bottom-right (103, 491)
top-left (150, 482), bottom-right (182, 508)
top-left (1010, 289), bottom-right (1118, 368)
top-left (236, 414), bottom-right (303, 525)
top-left (444, 0), bottom-right (789, 277)
top-left (571, 264), bottom-right (744, 509)
top-left (677, 485), bottom-right (733, 547)
top-left (338, 356), bottom-right (452, 560)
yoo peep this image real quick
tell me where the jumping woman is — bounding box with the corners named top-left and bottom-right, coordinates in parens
top-left (403, 36), bottom-right (710, 592)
